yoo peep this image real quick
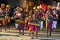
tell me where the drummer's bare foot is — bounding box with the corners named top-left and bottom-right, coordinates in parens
top-left (31, 37), bottom-right (34, 39)
top-left (29, 33), bottom-right (30, 36)
top-left (0, 29), bottom-right (2, 32)
top-left (0, 30), bottom-right (2, 32)
top-left (22, 33), bottom-right (24, 35)
top-left (5, 29), bottom-right (6, 31)
top-left (36, 34), bottom-right (38, 39)
top-left (35, 36), bottom-right (38, 39)
top-left (18, 31), bottom-right (21, 35)
top-left (22, 30), bottom-right (24, 35)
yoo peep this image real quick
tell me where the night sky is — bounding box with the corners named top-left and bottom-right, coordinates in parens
top-left (0, 0), bottom-right (53, 5)
top-left (0, 0), bottom-right (7, 4)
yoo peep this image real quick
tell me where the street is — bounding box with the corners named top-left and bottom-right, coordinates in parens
top-left (0, 27), bottom-right (60, 40)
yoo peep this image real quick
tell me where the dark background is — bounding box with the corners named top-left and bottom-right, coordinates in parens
top-left (0, 0), bottom-right (60, 26)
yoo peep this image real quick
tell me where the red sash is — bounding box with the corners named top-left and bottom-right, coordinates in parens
top-left (5, 18), bottom-right (9, 25)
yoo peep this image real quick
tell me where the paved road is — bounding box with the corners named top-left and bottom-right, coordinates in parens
top-left (0, 29), bottom-right (60, 40)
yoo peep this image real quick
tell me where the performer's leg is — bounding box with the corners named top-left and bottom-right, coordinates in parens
top-left (46, 20), bottom-right (48, 37)
top-left (46, 28), bottom-right (48, 37)
top-left (15, 23), bottom-right (19, 29)
top-left (52, 21), bottom-right (56, 29)
top-left (49, 29), bottom-right (52, 36)
top-left (52, 21), bottom-right (55, 29)
top-left (28, 27), bottom-right (32, 36)
top-left (52, 21), bottom-right (57, 31)
top-left (0, 21), bottom-right (2, 32)
top-left (18, 24), bottom-right (21, 35)
top-left (5, 25), bottom-right (6, 31)
top-left (19, 30), bottom-right (21, 35)
top-left (22, 29), bottom-right (24, 35)
top-left (54, 21), bottom-right (57, 29)
top-left (36, 26), bottom-right (38, 38)
top-left (36, 30), bottom-right (38, 38)
top-left (40, 21), bottom-right (43, 30)
top-left (31, 31), bottom-right (34, 39)
top-left (28, 27), bottom-right (31, 36)
top-left (21, 23), bottom-right (24, 35)
top-left (29, 32), bottom-right (31, 36)
top-left (0, 26), bottom-right (2, 32)
top-left (52, 21), bottom-right (54, 29)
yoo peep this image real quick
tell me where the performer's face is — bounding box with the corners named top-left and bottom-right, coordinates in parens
top-left (6, 14), bottom-right (8, 16)
top-left (6, 7), bottom-right (10, 9)
top-left (1, 6), bottom-right (5, 9)
top-left (48, 12), bottom-right (50, 15)
top-left (15, 11), bottom-right (19, 14)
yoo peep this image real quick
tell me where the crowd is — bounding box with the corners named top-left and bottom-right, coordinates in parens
top-left (0, 2), bottom-right (60, 39)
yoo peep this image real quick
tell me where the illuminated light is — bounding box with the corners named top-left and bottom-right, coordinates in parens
top-left (28, 1), bottom-right (33, 6)
top-left (35, 10), bottom-right (38, 12)
top-left (57, 2), bottom-right (60, 7)
top-left (33, 7), bottom-right (36, 9)
top-left (1, 4), bottom-right (5, 6)
top-left (40, 5), bottom-right (42, 8)
top-left (37, 6), bottom-right (40, 9)
top-left (26, 5), bottom-right (28, 8)
top-left (47, 5), bottom-right (51, 8)
top-left (24, 0), bottom-right (27, 2)
top-left (19, 8), bottom-right (23, 11)
top-left (6, 5), bottom-right (10, 8)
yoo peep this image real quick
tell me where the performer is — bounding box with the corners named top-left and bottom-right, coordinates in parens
top-left (14, 10), bottom-right (21, 29)
top-left (28, 15), bottom-right (32, 36)
top-left (0, 4), bottom-right (5, 31)
top-left (52, 9), bottom-right (58, 29)
top-left (5, 5), bottom-right (11, 31)
top-left (25, 17), bottom-right (29, 29)
top-left (19, 12), bottom-right (25, 35)
top-left (14, 10), bottom-right (25, 35)
top-left (45, 9), bottom-right (53, 36)
top-left (28, 13), bottom-right (38, 39)
top-left (5, 4), bottom-right (11, 17)
top-left (5, 14), bottom-right (10, 31)
top-left (40, 10), bottom-right (45, 30)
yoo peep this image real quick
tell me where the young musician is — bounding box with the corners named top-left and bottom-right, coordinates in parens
top-left (28, 12), bottom-right (38, 39)
top-left (40, 11), bottom-right (45, 30)
top-left (52, 9), bottom-right (58, 29)
top-left (14, 10), bottom-right (25, 35)
top-left (45, 9), bottom-right (53, 36)
top-left (5, 5), bottom-right (11, 31)
top-left (0, 4), bottom-right (5, 31)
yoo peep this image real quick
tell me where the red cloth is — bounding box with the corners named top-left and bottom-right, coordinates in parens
top-left (53, 14), bottom-right (56, 18)
top-left (5, 18), bottom-right (9, 25)
top-left (28, 24), bottom-right (37, 32)
top-left (33, 14), bottom-right (37, 20)
top-left (16, 13), bottom-right (18, 17)
top-left (0, 20), bottom-right (2, 25)
top-left (19, 23), bottom-right (25, 30)
top-left (41, 13), bottom-right (45, 17)
top-left (25, 18), bottom-right (28, 28)
top-left (41, 4), bottom-right (47, 13)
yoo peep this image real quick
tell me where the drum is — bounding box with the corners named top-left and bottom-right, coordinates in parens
top-left (5, 17), bottom-right (10, 25)
top-left (28, 22), bottom-right (40, 32)
top-left (0, 19), bottom-right (2, 26)
top-left (15, 20), bottom-right (25, 30)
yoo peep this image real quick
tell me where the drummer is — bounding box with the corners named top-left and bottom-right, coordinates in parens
top-left (45, 9), bottom-right (53, 36)
top-left (52, 9), bottom-right (58, 30)
top-left (0, 4), bottom-right (5, 25)
top-left (0, 4), bottom-right (5, 31)
top-left (5, 4), bottom-right (11, 17)
top-left (5, 4), bottom-right (11, 31)
top-left (28, 11), bottom-right (39, 39)
top-left (14, 9), bottom-right (25, 35)
top-left (40, 10), bottom-right (45, 30)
